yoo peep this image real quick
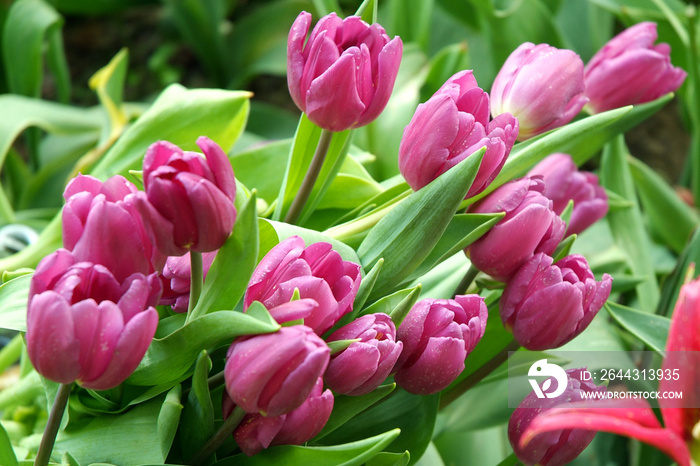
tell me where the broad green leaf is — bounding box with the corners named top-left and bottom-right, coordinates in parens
top-left (601, 135), bottom-right (659, 311)
top-left (54, 393), bottom-right (178, 465)
top-left (320, 389), bottom-right (438, 462)
top-left (0, 422), bottom-right (18, 466)
top-left (258, 218), bottom-right (361, 265)
top-left (358, 149), bottom-right (484, 297)
top-left (366, 451), bottom-right (410, 466)
top-left (192, 193), bottom-right (259, 318)
top-left (628, 156), bottom-right (699, 254)
top-left (128, 310), bottom-right (279, 386)
top-left (216, 429), bottom-right (401, 466)
top-left (495, 453), bottom-right (520, 466)
top-left (0, 274), bottom-right (31, 332)
top-left (91, 84), bottom-right (251, 179)
top-left (474, 94), bottom-right (673, 203)
top-left (387, 286), bottom-right (422, 327)
top-left (605, 302), bottom-right (670, 355)
top-left (273, 115), bottom-right (353, 224)
top-left (658, 229), bottom-right (700, 317)
top-left (609, 274), bottom-right (646, 294)
top-left (414, 442), bottom-right (444, 466)
top-left (2, 0), bottom-right (67, 99)
top-left (315, 383), bottom-right (396, 441)
top-left (403, 213), bottom-right (503, 284)
top-left (316, 174), bottom-right (383, 210)
top-left (356, 0), bottom-right (378, 23)
top-left (360, 286), bottom-right (421, 319)
top-left (157, 385), bottom-right (183, 460)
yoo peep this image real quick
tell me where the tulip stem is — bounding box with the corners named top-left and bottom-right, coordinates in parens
top-left (439, 340), bottom-right (521, 410)
top-left (284, 129), bottom-right (334, 225)
top-left (34, 383), bottom-right (72, 466)
top-left (190, 405), bottom-right (246, 466)
top-left (452, 265), bottom-right (479, 298)
top-left (186, 251), bottom-right (204, 322)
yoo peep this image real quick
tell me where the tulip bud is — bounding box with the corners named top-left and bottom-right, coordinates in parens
top-left (500, 253), bottom-right (612, 350)
top-left (287, 11), bottom-right (402, 132)
top-left (26, 249), bottom-right (159, 390)
top-left (223, 377), bottom-right (334, 456)
top-left (224, 325), bottom-right (330, 417)
top-left (467, 177), bottom-right (566, 282)
top-left (134, 136), bottom-right (236, 256)
top-left (584, 22), bottom-right (686, 114)
top-left (324, 313), bottom-right (403, 396)
top-left (244, 236), bottom-right (361, 335)
top-left (491, 43), bottom-right (587, 140)
top-left (160, 251), bottom-right (217, 312)
top-left (509, 368), bottom-right (605, 466)
top-left (62, 174), bottom-right (164, 282)
top-left (393, 295), bottom-right (487, 395)
top-left (399, 71), bottom-right (519, 198)
top-left (528, 153), bottom-right (608, 235)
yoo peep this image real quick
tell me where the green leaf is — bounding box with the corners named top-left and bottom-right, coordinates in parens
top-left (495, 453), bottom-right (520, 466)
top-left (157, 385), bottom-right (183, 460)
top-left (215, 429), bottom-right (401, 466)
top-left (657, 228), bottom-right (700, 317)
top-left (2, 0), bottom-right (66, 98)
top-left (353, 259), bottom-right (383, 314)
top-left (180, 351), bottom-right (215, 462)
top-left (192, 193), bottom-right (259, 317)
top-left (366, 451), bottom-right (410, 466)
top-left (91, 84), bottom-right (251, 179)
top-left (419, 42), bottom-right (470, 102)
top-left (0, 422), bottom-right (18, 466)
top-left (88, 48), bottom-right (129, 140)
top-left (552, 234), bottom-right (576, 262)
top-left (128, 310), bottom-right (279, 386)
top-left (387, 286), bottom-right (422, 327)
top-left (315, 383), bottom-right (396, 441)
top-left (475, 94), bottom-right (673, 203)
top-left (320, 389), bottom-right (438, 462)
top-left (360, 286), bottom-right (421, 320)
top-left (356, 0), bottom-right (378, 23)
top-left (600, 135), bottom-right (659, 311)
top-left (54, 393), bottom-right (179, 465)
top-left (358, 149), bottom-right (485, 297)
top-left (388, 0), bottom-right (434, 51)
top-left (403, 213), bottom-right (503, 284)
top-left (0, 274), bottom-right (30, 332)
top-left (273, 115), bottom-right (353, 224)
top-left (628, 156), bottom-right (699, 254)
top-left (258, 218), bottom-right (361, 265)
top-left (605, 302), bottom-right (669, 355)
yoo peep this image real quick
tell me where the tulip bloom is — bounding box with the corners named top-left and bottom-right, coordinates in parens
top-left (62, 174), bottom-right (163, 282)
top-left (491, 43), bottom-right (587, 140)
top-left (500, 253), bottom-right (612, 350)
top-left (324, 313), bottom-right (403, 396)
top-left (399, 71), bottom-right (519, 198)
top-left (223, 377), bottom-right (334, 456)
top-left (518, 277), bottom-right (700, 466)
top-left (244, 236), bottom-right (361, 335)
top-left (528, 153), bottom-right (608, 235)
top-left (509, 368), bottom-right (605, 466)
top-left (26, 249), bottom-right (159, 390)
top-left (160, 251), bottom-right (217, 312)
top-left (467, 177), bottom-right (566, 282)
top-left (393, 295), bottom-right (487, 395)
top-left (135, 136), bottom-right (236, 256)
top-left (224, 325), bottom-right (330, 417)
top-left (287, 11), bottom-right (402, 132)
top-left (584, 22), bottom-right (686, 113)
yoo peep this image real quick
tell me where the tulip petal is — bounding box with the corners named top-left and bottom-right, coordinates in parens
top-left (287, 11), bottom-right (313, 109)
top-left (73, 300), bottom-right (124, 385)
top-left (197, 136), bottom-right (236, 201)
top-left (394, 336), bottom-right (466, 395)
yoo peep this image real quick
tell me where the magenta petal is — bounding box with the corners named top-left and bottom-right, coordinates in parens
top-left (325, 343), bottom-right (380, 394)
top-left (287, 12), bottom-right (313, 109)
top-left (235, 414), bottom-right (286, 456)
top-left (358, 36), bottom-right (403, 126)
top-left (178, 174), bottom-right (235, 252)
top-left (197, 136), bottom-right (236, 200)
top-left (26, 292), bottom-right (81, 384)
top-left (73, 300), bottom-right (124, 384)
top-left (394, 336), bottom-right (466, 395)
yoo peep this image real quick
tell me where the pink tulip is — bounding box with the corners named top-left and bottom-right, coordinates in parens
top-left (244, 236), bottom-right (361, 335)
top-left (491, 43), bottom-right (587, 140)
top-left (467, 177), bottom-right (566, 282)
top-left (324, 313), bottom-right (403, 396)
top-left (160, 251), bottom-right (218, 312)
top-left (517, 276), bottom-right (700, 466)
top-left (500, 253), bottom-right (612, 350)
top-left (62, 174), bottom-right (163, 281)
top-left (26, 249), bottom-right (159, 390)
top-left (134, 136), bottom-right (236, 256)
top-left (224, 325), bottom-right (330, 417)
top-left (393, 295), bottom-right (487, 395)
top-left (287, 11), bottom-right (402, 132)
top-left (528, 153), bottom-right (608, 235)
top-left (585, 22), bottom-right (686, 113)
top-left (399, 71), bottom-right (519, 198)
top-left (223, 377), bottom-right (333, 456)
